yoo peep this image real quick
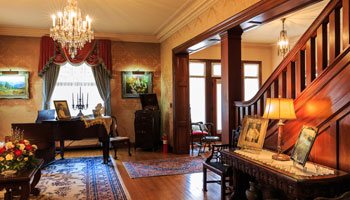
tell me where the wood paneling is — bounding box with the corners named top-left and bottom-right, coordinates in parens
top-left (173, 53), bottom-right (190, 154)
top-left (309, 125), bottom-right (337, 168)
top-left (339, 112), bottom-right (350, 171)
top-left (343, 0), bottom-right (350, 49)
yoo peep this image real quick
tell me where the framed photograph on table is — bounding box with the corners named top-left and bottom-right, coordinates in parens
top-left (0, 71), bottom-right (29, 99)
top-left (54, 100), bottom-right (71, 120)
top-left (237, 116), bottom-right (269, 150)
top-left (290, 126), bottom-right (318, 167)
top-left (122, 71), bottom-right (153, 98)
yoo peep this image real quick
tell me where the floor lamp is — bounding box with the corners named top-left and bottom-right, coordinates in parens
top-left (263, 98), bottom-right (296, 161)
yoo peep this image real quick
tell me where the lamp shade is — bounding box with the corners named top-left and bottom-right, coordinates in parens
top-left (263, 98), bottom-right (296, 120)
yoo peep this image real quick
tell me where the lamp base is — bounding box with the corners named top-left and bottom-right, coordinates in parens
top-left (272, 153), bottom-right (290, 161)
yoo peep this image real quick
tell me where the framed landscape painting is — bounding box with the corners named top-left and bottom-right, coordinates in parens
top-left (0, 71), bottom-right (29, 99)
top-left (122, 71), bottom-right (153, 98)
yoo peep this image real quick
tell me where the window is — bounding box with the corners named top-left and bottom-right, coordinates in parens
top-left (50, 62), bottom-right (104, 116)
top-left (243, 61), bottom-right (261, 101)
top-left (211, 62), bottom-right (221, 77)
top-left (189, 62), bottom-right (206, 123)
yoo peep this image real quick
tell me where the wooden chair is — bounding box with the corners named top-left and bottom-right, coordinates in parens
top-left (190, 122), bottom-right (209, 153)
top-left (202, 126), bottom-right (240, 200)
top-left (110, 116), bottom-right (131, 159)
top-left (200, 122), bottom-right (220, 153)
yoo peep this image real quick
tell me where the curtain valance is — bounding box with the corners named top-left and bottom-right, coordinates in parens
top-left (38, 36), bottom-right (112, 76)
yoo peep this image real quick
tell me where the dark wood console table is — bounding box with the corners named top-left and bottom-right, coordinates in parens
top-left (221, 149), bottom-right (350, 200)
top-left (0, 159), bottom-right (43, 200)
top-left (43, 118), bottom-right (110, 164)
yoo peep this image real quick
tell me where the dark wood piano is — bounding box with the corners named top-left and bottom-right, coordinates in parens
top-left (42, 118), bottom-right (110, 164)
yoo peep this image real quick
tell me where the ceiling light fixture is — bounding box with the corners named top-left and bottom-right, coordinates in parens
top-left (277, 18), bottom-right (289, 57)
top-left (50, 0), bottom-right (94, 58)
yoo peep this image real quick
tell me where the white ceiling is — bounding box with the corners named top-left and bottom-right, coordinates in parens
top-left (0, 0), bottom-right (329, 43)
top-left (242, 0), bottom-right (329, 44)
top-left (0, 0), bottom-right (188, 34)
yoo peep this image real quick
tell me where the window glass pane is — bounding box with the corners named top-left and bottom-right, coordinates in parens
top-left (216, 82), bottom-right (222, 131)
top-left (189, 62), bottom-right (205, 76)
top-left (244, 78), bottom-right (259, 101)
top-left (190, 77), bottom-right (206, 123)
top-left (212, 63), bottom-right (221, 77)
top-left (50, 62), bottom-right (104, 116)
top-left (244, 63), bottom-right (259, 77)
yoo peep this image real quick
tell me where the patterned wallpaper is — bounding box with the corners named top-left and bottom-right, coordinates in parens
top-left (0, 36), bottom-right (42, 137)
top-left (110, 41), bottom-right (161, 142)
top-left (0, 36), bottom-right (161, 142)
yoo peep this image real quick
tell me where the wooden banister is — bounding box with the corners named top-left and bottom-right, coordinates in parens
top-left (234, 0), bottom-right (345, 126)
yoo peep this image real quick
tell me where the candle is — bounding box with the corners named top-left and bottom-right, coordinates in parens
top-left (51, 15), bottom-right (56, 27)
top-left (77, 93), bottom-right (78, 103)
top-left (87, 93), bottom-right (89, 104)
top-left (80, 87), bottom-right (82, 99)
top-left (72, 93), bottom-right (74, 106)
top-left (82, 93), bottom-right (84, 105)
top-left (57, 12), bottom-right (62, 25)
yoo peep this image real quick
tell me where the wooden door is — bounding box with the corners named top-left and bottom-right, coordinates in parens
top-left (173, 52), bottom-right (190, 154)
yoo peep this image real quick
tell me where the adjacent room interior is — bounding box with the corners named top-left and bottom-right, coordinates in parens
top-left (0, 0), bottom-right (350, 199)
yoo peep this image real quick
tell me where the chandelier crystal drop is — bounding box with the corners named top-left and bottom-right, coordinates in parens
top-left (50, 0), bottom-right (94, 58)
top-left (277, 18), bottom-right (289, 57)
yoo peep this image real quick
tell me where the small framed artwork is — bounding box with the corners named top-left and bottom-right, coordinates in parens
top-left (237, 116), bottom-right (269, 150)
top-left (290, 126), bottom-right (318, 167)
top-left (53, 100), bottom-right (71, 120)
top-left (122, 71), bottom-right (153, 98)
top-left (0, 71), bottom-right (29, 99)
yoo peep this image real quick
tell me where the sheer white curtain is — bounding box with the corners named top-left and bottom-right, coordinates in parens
top-left (50, 62), bottom-right (104, 116)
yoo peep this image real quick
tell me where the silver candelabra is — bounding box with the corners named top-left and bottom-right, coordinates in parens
top-left (72, 87), bottom-right (88, 116)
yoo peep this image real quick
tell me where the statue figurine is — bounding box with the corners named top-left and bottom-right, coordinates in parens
top-left (93, 103), bottom-right (104, 117)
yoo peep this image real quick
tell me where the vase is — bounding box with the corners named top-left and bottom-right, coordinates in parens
top-left (1, 169), bottom-right (17, 176)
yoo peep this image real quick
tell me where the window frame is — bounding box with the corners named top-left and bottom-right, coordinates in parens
top-left (189, 59), bottom-right (221, 135)
top-left (242, 60), bottom-right (262, 101)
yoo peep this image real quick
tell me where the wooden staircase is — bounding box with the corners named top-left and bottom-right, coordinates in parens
top-left (234, 0), bottom-right (350, 172)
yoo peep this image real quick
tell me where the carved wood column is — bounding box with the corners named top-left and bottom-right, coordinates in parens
top-left (220, 27), bottom-right (243, 144)
top-left (173, 52), bottom-right (190, 154)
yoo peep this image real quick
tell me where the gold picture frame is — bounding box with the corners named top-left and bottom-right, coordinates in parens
top-left (237, 116), bottom-right (269, 150)
top-left (53, 100), bottom-right (71, 120)
top-left (290, 126), bottom-right (318, 167)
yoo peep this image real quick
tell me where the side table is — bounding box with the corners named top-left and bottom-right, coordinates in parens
top-left (0, 159), bottom-right (44, 200)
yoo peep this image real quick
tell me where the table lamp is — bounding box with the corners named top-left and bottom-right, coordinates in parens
top-left (263, 97), bottom-right (296, 161)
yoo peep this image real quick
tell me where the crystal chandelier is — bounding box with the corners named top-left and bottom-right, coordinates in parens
top-left (277, 18), bottom-right (289, 57)
top-left (50, 0), bottom-right (94, 58)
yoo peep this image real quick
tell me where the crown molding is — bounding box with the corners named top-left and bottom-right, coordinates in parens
top-left (155, 0), bottom-right (219, 42)
top-left (0, 26), bottom-right (159, 43)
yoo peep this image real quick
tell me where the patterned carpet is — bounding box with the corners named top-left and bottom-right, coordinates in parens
top-left (32, 157), bottom-right (129, 200)
top-left (123, 156), bottom-right (204, 178)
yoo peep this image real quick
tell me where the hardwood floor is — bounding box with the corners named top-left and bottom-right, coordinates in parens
top-left (63, 147), bottom-right (228, 200)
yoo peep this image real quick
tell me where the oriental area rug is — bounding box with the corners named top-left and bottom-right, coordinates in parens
top-left (123, 156), bottom-right (204, 179)
top-left (0, 157), bottom-right (130, 200)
